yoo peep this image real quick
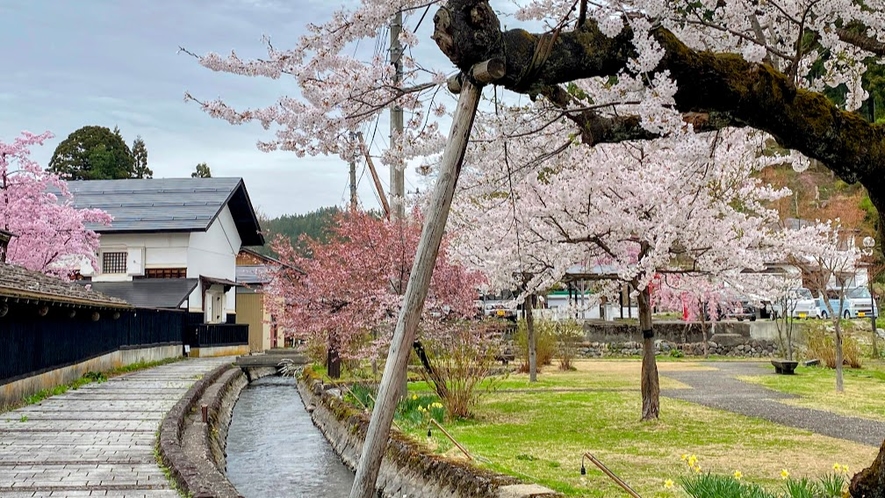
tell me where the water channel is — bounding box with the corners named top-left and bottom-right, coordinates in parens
top-left (226, 376), bottom-right (355, 498)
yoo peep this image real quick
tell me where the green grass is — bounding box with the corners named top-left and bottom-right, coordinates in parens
top-left (739, 363), bottom-right (885, 422)
top-left (395, 360), bottom-right (875, 497)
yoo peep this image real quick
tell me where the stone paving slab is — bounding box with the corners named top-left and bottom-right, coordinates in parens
top-left (0, 358), bottom-right (231, 498)
top-left (0, 412), bottom-right (165, 422)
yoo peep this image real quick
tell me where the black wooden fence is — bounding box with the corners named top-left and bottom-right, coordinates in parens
top-left (1, 303), bottom-right (184, 385)
top-left (183, 323), bottom-right (249, 348)
top-left (2, 302), bottom-right (251, 385)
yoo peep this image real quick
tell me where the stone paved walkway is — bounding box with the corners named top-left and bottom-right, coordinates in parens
top-left (662, 361), bottom-right (885, 447)
top-left (0, 357), bottom-right (231, 498)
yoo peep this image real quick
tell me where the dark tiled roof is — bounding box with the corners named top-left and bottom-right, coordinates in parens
top-left (0, 264), bottom-right (130, 308)
top-left (81, 279), bottom-right (199, 309)
top-left (67, 177), bottom-right (265, 246)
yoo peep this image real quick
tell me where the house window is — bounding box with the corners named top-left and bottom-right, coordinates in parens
top-left (102, 252), bottom-right (127, 274)
top-left (142, 268), bottom-right (188, 279)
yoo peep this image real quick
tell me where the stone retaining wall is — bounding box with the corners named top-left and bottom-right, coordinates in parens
top-left (156, 363), bottom-right (278, 498)
top-left (297, 373), bottom-right (559, 498)
top-left (578, 338), bottom-right (780, 358)
top-left (574, 320), bottom-right (797, 358)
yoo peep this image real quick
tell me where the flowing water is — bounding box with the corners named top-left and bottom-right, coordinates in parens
top-left (226, 376), bottom-right (355, 498)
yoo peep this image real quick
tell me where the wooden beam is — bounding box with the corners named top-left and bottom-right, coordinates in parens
top-left (357, 132), bottom-right (391, 220)
top-left (348, 77), bottom-right (484, 498)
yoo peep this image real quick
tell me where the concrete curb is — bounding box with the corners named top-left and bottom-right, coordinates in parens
top-left (157, 363), bottom-right (247, 498)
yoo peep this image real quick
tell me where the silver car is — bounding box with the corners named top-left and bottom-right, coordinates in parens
top-left (845, 287), bottom-right (878, 319)
top-left (771, 288), bottom-right (820, 319)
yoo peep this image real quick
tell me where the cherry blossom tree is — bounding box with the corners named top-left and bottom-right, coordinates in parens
top-left (183, 0), bottom-right (885, 493)
top-left (653, 274), bottom-right (735, 358)
top-left (785, 221), bottom-right (862, 392)
top-left (0, 131), bottom-right (111, 277)
top-left (265, 208), bottom-right (483, 375)
top-left (452, 127), bottom-right (791, 419)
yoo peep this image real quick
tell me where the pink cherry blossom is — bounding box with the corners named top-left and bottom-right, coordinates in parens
top-left (264, 208), bottom-right (484, 362)
top-left (0, 131), bottom-right (112, 277)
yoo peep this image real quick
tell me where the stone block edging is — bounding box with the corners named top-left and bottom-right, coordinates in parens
top-left (297, 373), bottom-right (561, 498)
top-left (157, 362), bottom-right (247, 498)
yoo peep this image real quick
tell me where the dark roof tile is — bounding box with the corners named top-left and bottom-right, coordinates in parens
top-left (0, 264), bottom-right (130, 308)
top-left (80, 279), bottom-right (199, 309)
top-left (67, 177), bottom-right (264, 246)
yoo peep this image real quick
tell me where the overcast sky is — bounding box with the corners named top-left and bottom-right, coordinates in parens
top-left (0, 0), bottom-right (456, 217)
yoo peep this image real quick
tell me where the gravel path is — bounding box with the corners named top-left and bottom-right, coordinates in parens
top-left (0, 357), bottom-right (231, 498)
top-left (662, 361), bottom-right (885, 447)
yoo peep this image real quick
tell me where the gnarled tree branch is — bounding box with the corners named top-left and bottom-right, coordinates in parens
top-left (433, 0), bottom-right (885, 234)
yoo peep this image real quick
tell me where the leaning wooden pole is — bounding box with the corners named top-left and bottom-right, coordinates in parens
top-left (348, 75), bottom-right (487, 498)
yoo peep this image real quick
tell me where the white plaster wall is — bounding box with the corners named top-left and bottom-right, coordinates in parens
top-left (93, 233), bottom-right (189, 282)
top-left (187, 206), bottom-right (242, 314)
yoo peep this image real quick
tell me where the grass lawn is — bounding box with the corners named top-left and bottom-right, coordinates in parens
top-left (738, 361), bottom-right (885, 422)
top-left (401, 360), bottom-right (877, 497)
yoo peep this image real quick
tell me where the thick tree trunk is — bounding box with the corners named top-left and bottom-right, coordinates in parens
top-left (526, 293), bottom-right (537, 382)
top-left (851, 438), bottom-right (885, 497)
top-left (637, 286), bottom-right (660, 421)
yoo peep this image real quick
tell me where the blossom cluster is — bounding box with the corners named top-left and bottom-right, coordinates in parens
top-left (0, 131), bottom-right (111, 277)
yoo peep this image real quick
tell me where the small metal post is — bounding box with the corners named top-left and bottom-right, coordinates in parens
top-left (201, 404), bottom-right (208, 423)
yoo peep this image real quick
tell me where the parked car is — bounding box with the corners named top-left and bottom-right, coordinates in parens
top-left (845, 287), bottom-right (878, 319)
top-left (723, 300), bottom-right (757, 321)
top-left (775, 288), bottom-right (821, 319)
top-left (818, 296), bottom-right (854, 320)
top-left (483, 301), bottom-right (517, 321)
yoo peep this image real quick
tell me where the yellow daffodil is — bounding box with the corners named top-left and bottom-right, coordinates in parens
top-left (781, 469), bottom-right (790, 480)
top-left (694, 465), bottom-right (702, 474)
top-left (681, 454), bottom-right (689, 461)
top-left (841, 464), bottom-right (850, 473)
top-left (663, 479), bottom-right (674, 489)
top-left (687, 455), bottom-right (698, 468)
top-left (833, 463), bottom-right (841, 472)
top-left (411, 394), bottom-right (418, 400)
top-left (733, 470), bottom-right (743, 480)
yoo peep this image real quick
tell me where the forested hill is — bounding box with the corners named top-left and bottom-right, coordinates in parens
top-left (253, 206), bottom-right (341, 257)
top-left (760, 162), bottom-right (879, 238)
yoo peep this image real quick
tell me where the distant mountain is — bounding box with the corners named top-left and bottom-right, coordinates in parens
top-left (254, 206), bottom-right (341, 257)
top-left (759, 161), bottom-right (878, 238)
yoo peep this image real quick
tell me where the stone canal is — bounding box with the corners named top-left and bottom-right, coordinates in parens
top-left (226, 375), bottom-right (355, 497)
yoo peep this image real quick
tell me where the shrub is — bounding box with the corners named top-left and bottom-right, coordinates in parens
top-left (515, 318), bottom-right (557, 373)
top-left (416, 320), bottom-right (505, 419)
top-left (553, 319), bottom-right (584, 370)
top-left (804, 323), bottom-right (863, 368)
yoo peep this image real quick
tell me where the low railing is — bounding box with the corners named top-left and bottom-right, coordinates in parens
top-left (185, 323), bottom-right (249, 348)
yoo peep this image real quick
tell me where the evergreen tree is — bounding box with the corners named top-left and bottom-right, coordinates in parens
top-left (131, 136), bottom-right (152, 179)
top-left (191, 162), bottom-right (212, 178)
top-left (254, 206), bottom-right (341, 255)
top-left (49, 125), bottom-right (134, 180)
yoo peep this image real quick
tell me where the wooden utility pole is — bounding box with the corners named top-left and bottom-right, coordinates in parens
top-left (349, 132), bottom-right (358, 210)
top-left (389, 11), bottom-right (405, 221)
top-left (348, 60), bottom-right (503, 498)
